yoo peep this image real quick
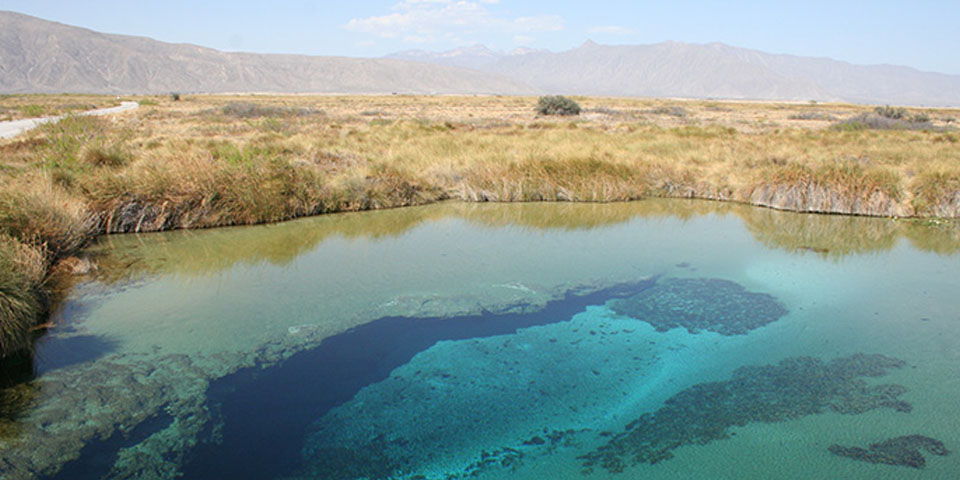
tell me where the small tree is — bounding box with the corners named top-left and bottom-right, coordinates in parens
top-left (536, 95), bottom-right (581, 116)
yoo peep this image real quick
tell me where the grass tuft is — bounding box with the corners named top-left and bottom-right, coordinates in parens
top-left (912, 172), bottom-right (960, 217)
top-left (0, 235), bottom-right (44, 354)
top-left (0, 176), bottom-right (92, 260)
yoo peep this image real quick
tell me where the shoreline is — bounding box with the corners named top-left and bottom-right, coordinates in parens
top-left (2, 93), bottom-right (959, 357)
top-left (4, 192), bottom-right (954, 358)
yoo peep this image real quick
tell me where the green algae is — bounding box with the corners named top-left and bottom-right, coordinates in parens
top-left (608, 278), bottom-right (788, 335)
top-left (580, 354), bottom-right (910, 474)
top-left (828, 434), bottom-right (950, 469)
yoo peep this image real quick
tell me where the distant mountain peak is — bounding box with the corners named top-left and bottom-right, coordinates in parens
top-left (4, 11), bottom-right (959, 105)
top-left (0, 11), bottom-right (533, 94)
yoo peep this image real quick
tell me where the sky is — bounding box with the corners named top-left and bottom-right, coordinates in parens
top-left (2, 0), bottom-right (959, 75)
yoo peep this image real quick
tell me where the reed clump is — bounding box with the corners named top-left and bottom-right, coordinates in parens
top-left (911, 172), bottom-right (960, 218)
top-left (749, 161), bottom-right (905, 216)
top-left (0, 235), bottom-right (45, 354)
top-left (458, 157), bottom-right (648, 202)
top-left (0, 176), bottom-right (92, 353)
top-left (0, 175), bottom-right (92, 260)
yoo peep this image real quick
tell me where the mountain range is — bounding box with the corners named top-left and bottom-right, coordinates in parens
top-left (3, 10), bottom-right (960, 106)
top-left (0, 11), bottom-right (531, 95)
top-left (388, 41), bottom-right (960, 106)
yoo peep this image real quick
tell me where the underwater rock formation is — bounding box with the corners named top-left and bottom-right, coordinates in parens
top-left (580, 354), bottom-right (910, 473)
top-left (292, 304), bottom-right (671, 480)
top-left (829, 435), bottom-right (950, 469)
top-left (0, 351), bottom-right (218, 480)
top-left (608, 277), bottom-right (788, 335)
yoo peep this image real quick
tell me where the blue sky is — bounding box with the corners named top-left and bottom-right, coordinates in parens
top-left (3, 0), bottom-right (959, 74)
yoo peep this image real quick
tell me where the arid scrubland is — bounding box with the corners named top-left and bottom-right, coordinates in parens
top-left (1, 93), bottom-right (959, 353)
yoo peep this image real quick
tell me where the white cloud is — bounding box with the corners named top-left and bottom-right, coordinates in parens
top-left (587, 25), bottom-right (634, 35)
top-left (345, 1), bottom-right (563, 44)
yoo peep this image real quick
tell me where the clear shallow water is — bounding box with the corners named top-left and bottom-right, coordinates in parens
top-left (1, 200), bottom-right (959, 479)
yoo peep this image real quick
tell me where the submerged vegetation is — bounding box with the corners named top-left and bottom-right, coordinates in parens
top-left (609, 277), bottom-right (788, 335)
top-left (581, 354), bottom-right (910, 473)
top-left (829, 435), bottom-right (950, 469)
top-left (0, 93), bottom-right (959, 355)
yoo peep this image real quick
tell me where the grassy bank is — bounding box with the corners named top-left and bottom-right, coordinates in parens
top-left (1, 94), bottom-right (959, 356)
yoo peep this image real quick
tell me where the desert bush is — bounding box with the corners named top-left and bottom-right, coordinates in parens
top-left (221, 102), bottom-right (323, 118)
top-left (911, 112), bottom-right (931, 123)
top-left (170, 92), bottom-right (181, 101)
top-left (788, 112), bottom-right (837, 121)
top-left (650, 106), bottom-right (688, 117)
top-left (875, 105), bottom-right (908, 119)
top-left (536, 96), bottom-right (581, 116)
top-left (832, 113), bottom-right (939, 132)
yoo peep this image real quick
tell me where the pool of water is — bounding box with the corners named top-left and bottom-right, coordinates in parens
top-left (1, 199), bottom-right (959, 479)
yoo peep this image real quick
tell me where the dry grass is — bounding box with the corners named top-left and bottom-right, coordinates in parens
top-left (0, 94), bottom-right (122, 121)
top-left (0, 234), bottom-right (45, 353)
top-left (0, 174), bottom-right (91, 259)
top-left (1, 93), bottom-right (959, 355)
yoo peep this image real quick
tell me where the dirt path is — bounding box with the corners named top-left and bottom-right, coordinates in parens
top-left (0, 101), bottom-right (139, 139)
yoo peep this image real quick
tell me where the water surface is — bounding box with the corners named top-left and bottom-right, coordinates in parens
top-left (1, 200), bottom-right (959, 479)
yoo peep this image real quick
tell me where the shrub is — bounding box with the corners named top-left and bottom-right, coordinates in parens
top-left (875, 105), bottom-right (908, 120)
top-left (788, 112), bottom-right (837, 121)
top-left (832, 113), bottom-right (939, 132)
top-left (220, 102), bottom-right (323, 118)
top-left (911, 113), bottom-right (931, 123)
top-left (170, 92), bottom-right (181, 101)
top-left (536, 96), bottom-right (581, 116)
top-left (651, 106), bottom-right (688, 117)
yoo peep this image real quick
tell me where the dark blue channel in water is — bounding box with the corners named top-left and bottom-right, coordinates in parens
top-left (45, 412), bottom-right (174, 480)
top-left (178, 276), bottom-right (660, 480)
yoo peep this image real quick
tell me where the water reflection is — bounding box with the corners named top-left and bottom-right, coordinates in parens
top-left (86, 200), bottom-right (960, 283)
top-left (0, 351), bottom-right (37, 439)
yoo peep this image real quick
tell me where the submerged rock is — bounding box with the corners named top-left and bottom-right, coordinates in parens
top-left (608, 277), bottom-right (788, 335)
top-left (580, 354), bottom-right (909, 473)
top-left (829, 435), bottom-right (950, 469)
top-left (292, 307), bottom-right (668, 480)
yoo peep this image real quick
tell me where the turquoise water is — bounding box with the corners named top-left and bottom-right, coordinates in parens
top-left (1, 200), bottom-right (959, 479)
